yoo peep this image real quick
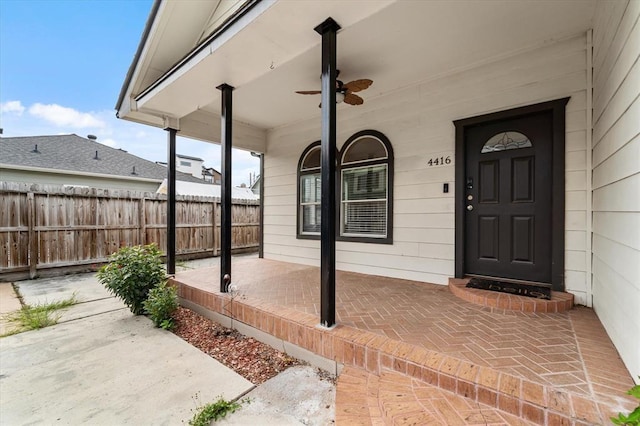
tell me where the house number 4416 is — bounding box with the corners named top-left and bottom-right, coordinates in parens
top-left (427, 156), bottom-right (452, 166)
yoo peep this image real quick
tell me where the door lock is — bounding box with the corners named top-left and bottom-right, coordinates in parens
top-left (466, 177), bottom-right (474, 189)
top-left (467, 205), bottom-right (474, 211)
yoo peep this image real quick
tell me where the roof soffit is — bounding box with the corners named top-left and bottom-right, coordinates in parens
top-left (133, 1), bottom-right (227, 96)
top-left (131, 0), bottom-right (395, 118)
top-left (121, 0), bottom-right (596, 132)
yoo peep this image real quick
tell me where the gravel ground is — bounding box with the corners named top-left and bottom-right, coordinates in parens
top-left (172, 306), bottom-right (301, 385)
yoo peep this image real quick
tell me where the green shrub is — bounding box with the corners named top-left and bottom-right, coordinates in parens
top-left (143, 282), bottom-right (178, 329)
top-left (97, 244), bottom-right (166, 315)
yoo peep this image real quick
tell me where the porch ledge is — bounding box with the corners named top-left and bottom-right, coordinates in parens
top-left (172, 277), bottom-right (634, 425)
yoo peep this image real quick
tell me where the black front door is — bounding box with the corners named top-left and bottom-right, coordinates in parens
top-left (464, 111), bottom-right (553, 283)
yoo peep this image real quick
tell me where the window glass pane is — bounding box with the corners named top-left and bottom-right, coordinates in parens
top-left (342, 165), bottom-right (387, 201)
top-left (302, 205), bottom-right (321, 233)
top-left (343, 137), bottom-right (387, 163)
top-left (301, 174), bottom-right (321, 203)
top-left (301, 146), bottom-right (321, 170)
top-left (341, 164), bottom-right (387, 237)
top-left (481, 131), bottom-right (532, 153)
top-left (343, 201), bottom-right (386, 236)
top-left (300, 173), bottom-right (321, 234)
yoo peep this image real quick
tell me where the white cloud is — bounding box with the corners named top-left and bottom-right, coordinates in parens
top-left (28, 103), bottom-right (105, 128)
top-left (100, 138), bottom-right (118, 148)
top-left (0, 100), bottom-right (25, 115)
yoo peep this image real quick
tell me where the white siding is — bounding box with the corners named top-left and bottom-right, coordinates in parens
top-left (176, 156), bottom-right (204, 179)
top-left (263, 34), bottom-right (590, 294)
top-left (0, 169), bottom-right (160, 193)
top-left (592, 0), bottom-right (640, 382)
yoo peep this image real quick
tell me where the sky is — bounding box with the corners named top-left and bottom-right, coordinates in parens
top-left (0, 0), bottom-right (259, 187)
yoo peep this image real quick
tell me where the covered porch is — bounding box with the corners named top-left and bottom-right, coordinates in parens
top-left (171, 257), bottom-right (636, 424)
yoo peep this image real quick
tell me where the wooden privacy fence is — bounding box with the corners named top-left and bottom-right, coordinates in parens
top-left (0, 182), bottom-right (259, 280)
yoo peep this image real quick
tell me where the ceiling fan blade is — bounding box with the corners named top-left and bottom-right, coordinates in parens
top-left (343, 79), bottom-right (373, 93)
top-left (296, 90), bottom-right (322, 95)
top-left (344, 93), bottom-right (364, 105)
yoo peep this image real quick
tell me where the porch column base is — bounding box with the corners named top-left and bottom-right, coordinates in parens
top-left (316, 323), bottom-right (337, 331)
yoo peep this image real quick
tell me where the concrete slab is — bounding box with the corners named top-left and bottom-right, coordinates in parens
top-left (55, 297), bottom-right (127, 323)
top-left (0, 309), bottom-right (254, 425)
top-left (219, 365), bottom-right (335, 426)
top-left (15, 273), bottom-right (112, 306)
top-left (0, 282), bottom-right (22, 336)
top-left (0, 283), bottom-right (21, 315)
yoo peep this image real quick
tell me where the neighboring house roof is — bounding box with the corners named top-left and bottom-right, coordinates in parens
top-left (157, 178), bottom-right (259, 201)
top-left (250, 174), bottom-right (261, 195)
top-left (250, 174), bottom-right (261, 189)
top-left (177, 153), bottom-right (204, 161)
top-left (0, 134), bottom-right (204, 184)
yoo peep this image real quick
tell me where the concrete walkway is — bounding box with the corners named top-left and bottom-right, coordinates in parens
top-left (0, 282), bottom-right (22, 335)
top-left (1, 270), bottom-right (336, 425)
top-left (0, 274), bottom-right (254, 425)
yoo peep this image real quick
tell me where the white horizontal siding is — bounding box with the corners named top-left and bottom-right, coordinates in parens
top-left (0, 169), bottom-right (160, 193)
top-left (592, 0), bottom-right (640, 382)
top-left (592, 135), bottom-right (640, 189)
top-left (263, 34), bottom-right (589, 288)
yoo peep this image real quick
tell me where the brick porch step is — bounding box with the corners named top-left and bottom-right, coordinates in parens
top-left (448, 278), bottom-right (574, 313)
top-left (336, 366), bottom-right (534, 425)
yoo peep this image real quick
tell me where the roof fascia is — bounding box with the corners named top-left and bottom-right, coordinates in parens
top-left (177, 154), bottom-right (204, 161)
top-left (134, 0), bottom-right (266, 106)
top-left (115, 0), bottom-right (162, 111)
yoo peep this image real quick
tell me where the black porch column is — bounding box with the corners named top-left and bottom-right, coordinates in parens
top-left (217, 83), bottom-right (234, 292)
top-left (315, 17), bottom-right (340, 328)
top-left (165, 127), bottom-right (177, 275)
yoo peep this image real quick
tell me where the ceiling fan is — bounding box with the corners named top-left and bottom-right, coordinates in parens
top-left (296, 70), bottom-right (373, 106)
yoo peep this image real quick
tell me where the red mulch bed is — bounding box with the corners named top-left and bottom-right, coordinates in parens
top-left (172, 306), bottom-right (300, 384)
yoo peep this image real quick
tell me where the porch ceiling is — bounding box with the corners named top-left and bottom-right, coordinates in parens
top-left (120, 0), bottom-right (596, 143)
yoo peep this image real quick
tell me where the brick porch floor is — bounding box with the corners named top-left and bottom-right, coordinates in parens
top-left (172, 257), bottom-right (636, 425)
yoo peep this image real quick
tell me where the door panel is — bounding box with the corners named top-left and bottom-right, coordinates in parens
top-left (478, 216), bottom-right (499, 260)
top-left (511, 216), bottom-right (534, 263)
top-left (512, 157), bottom-right (534, 202)
top-left (479, 161), bottom-right (499, 203)
top-left (464, 112), bottom-right (552, 283)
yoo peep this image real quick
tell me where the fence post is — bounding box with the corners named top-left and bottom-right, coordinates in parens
top-left (27, 192), bottom-right (37, 279)
top-left (212, 200), bottom-right (217, 256)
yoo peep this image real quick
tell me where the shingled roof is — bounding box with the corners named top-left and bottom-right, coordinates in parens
top-left (0, 134), bottom-right (205, 184)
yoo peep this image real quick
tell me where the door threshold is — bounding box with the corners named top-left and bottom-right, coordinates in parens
top-left (465, 274), bottom-right (552, 288)
top-left (465, 275), bottom-right (552, 299)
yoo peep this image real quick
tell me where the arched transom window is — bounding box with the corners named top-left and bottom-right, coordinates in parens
top-left (481, 131), bottom-right (532, 153)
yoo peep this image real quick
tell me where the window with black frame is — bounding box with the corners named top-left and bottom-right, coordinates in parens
top-left (297, 142), bottom-right (322, 237)
top-left (339, 130), bottom-right (393, 243)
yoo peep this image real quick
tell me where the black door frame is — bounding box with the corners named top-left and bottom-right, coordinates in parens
top-left (454, 98), bottom-right (569, 292)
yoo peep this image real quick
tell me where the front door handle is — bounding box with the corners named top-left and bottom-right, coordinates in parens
top-left (467, 205), bottom-right (473, 211)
